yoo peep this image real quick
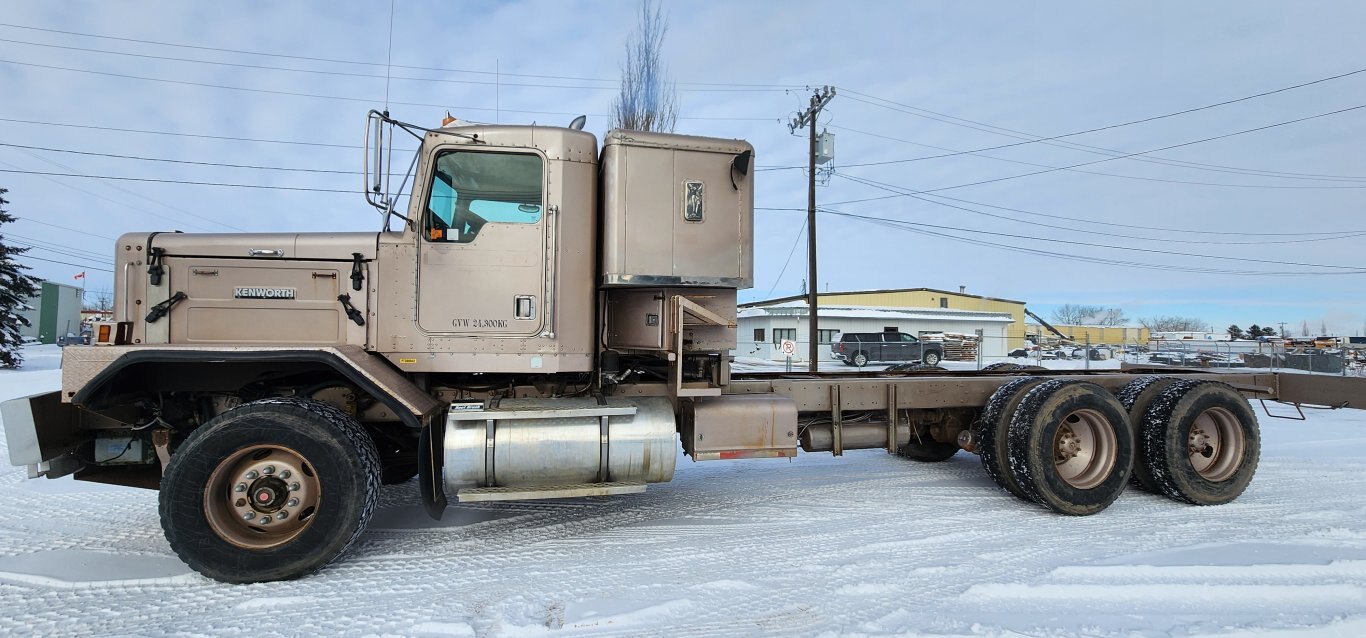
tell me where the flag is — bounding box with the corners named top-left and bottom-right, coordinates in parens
top-left (74, 272), bottom-right (85, 280)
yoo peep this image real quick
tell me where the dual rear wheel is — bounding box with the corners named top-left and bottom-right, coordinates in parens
top-left (977, 377), bottom-right (1259, 515)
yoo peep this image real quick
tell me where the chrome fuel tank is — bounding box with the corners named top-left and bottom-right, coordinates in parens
top-left (443, 397), bottom-right (677, 490)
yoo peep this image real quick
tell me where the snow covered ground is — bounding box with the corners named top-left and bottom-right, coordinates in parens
top-left (1, 345), bottom-right (1365, 636)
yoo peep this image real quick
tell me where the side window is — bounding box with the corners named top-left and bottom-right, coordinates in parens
top-left (881, 333), bottom-right (899, 343)
top-left (753, 328), bottom-right (765, 342)
top-left (900, 333), bottom-right (918, 343)
top-left (940, 297), bottom-right (948, 308)
top-left (425, 150), bottom-right (543, 243)
top-left (817, 329), bottom-right (837, 344)
top-left (772, 328), bottom-right (796, 344)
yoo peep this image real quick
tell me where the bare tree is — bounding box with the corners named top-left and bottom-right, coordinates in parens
top-left (1050, 304), bottom-right (1103, 325)
top-left (610, 0), bottom-right (679, 132)
top-left (1050, 304), bottom-right (1128, 326)
top-left (83, 286), bottom-right (113, 315)
top-left (1094, 307), bottom-right (1129, 326)
top-left (1139, 315), bottom-right (1207, 332)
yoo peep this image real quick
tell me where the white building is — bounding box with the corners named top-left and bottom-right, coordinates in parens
top-left (736, 303), bottom-right (1015, 362)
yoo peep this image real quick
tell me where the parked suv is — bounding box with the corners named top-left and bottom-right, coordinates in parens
top-left (832, 332), bottom-right (944, 366)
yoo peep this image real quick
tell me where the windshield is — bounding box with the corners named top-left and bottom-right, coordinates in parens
top-left (425, 150), bottom-right (544, 243)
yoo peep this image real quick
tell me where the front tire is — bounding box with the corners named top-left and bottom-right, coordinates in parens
top-left (159, 397), bottom-right (380, 583)
top-left (922, 351), bottom-right (942, 366)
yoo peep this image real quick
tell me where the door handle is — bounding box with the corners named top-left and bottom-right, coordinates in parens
top-left (249, 249), bottom-right (284, 257)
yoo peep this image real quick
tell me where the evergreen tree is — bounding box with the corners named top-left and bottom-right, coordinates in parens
top-left (1261, 326), bottom-right (1277, 337)
top-left (1226, 324), bottom-right (1245, 340)
top-left (1247, 324), bottom-right (1262, 339)
top-left (0, 188), bottom-right (43, 368)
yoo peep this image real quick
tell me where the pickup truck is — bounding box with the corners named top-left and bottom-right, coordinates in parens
top-left (831, 332), bottom-right (944, 366)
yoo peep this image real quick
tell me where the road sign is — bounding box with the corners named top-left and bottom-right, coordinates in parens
top-left (780, 339), bottom-right (797, 356)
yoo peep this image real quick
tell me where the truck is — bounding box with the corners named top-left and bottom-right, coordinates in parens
top-left (4, 111), bottom-right (1364, 583)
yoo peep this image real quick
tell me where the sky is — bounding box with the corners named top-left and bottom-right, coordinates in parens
top-left (1, 1), bottom-right (1364, 336)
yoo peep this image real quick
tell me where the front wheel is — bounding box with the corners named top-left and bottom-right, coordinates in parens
top-left (922, 351), bottom-right (942, 366)
top-left (159, 397), bottom-right (380, 583)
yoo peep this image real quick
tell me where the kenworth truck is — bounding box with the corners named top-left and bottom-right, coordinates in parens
top-left (4, 112), bottom-right (1363, 583)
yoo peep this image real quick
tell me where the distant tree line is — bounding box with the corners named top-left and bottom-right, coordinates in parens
top-left (1227, 324), bottom-right (1278, 340)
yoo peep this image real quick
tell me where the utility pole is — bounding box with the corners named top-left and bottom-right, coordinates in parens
top-left (789, 86), bottom-right (835, 373)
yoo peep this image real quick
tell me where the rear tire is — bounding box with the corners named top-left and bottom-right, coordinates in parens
top-left (852, 352), bottom-right (869, 367)
top-left (159, 397), bottom-right (380, 583)
top-left (977, 376), bottom-right (1048, 501)
top-left (982, 362), bottom-right (1022, 371)
top-left (1140, 380), bottom-right (1260, 506)
top-left (1006, 381), bottom-right (1133, 515)
top-left (1115, 376), bottom-right (1180, 493)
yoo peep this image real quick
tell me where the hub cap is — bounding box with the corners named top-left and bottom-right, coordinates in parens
top-left (1188, 407), bottom-right (1244, 482)
top-left (1052, 409), bottom-right (1117, 490)
top-left (204, 445), bottom-right (320, 549)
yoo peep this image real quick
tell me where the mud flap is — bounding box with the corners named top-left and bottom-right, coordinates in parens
top-left (2, 391), bottom-right (83, 475)
top-left (419, 417), bottom-right (447, 520)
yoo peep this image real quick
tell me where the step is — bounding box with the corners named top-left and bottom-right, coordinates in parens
top-left (456, 481), bottom-right (647, 503)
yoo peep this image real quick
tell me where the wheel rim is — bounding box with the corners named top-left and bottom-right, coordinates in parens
top-left (204, 445), bottom-right (321, 549)
top-left (1052, 409), bottom-right (1117, 490)
top-left (1188, 407), bottom-right (1245, 482)
top-left (854, 354), bottom-right (867, 366)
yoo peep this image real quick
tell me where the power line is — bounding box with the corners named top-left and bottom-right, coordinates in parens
top-left (849, 102), bottom-right (1366, 195)
top-left (0, 58), bottom-right (779, 122)
top-left (0, 36), bottom-right (793, 93)
top-left (0, 168), bottom-right (362, 193)
top-left (815, 206), bottom-right (1364, 271)
top-left (4, 149), bottom-right (244, 231)
top-left (8, 231), bottom-right (112, 260)
top-left (0, 116), bottom-right (362, 148)
top-left (833, 171), bottom-right (1366, 245)
top-left (10, 240), bottom-right (114, 265)
top-left (764, 217), bottom-right (807, 299)
top-left (0, 21), bottom-right (803, 89)
top-left (16, 251), bottom-right (114, 272)
top-left (0, 141), bottom-right (359, 174)
top-left (819, 208), bottom-right (1366, 277)
top-left (828, 124), bottom-right (1366, 189)
top-left (838, 69), bottom-right (1366, 181)
top-left (14, 216), bottom-right (118, 241)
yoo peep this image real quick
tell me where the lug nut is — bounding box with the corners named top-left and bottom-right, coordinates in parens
top-left (290, 482), bottom-right (301, 492)
top-left (242, 511), bottom-right (255, 520)
top-left (280, 470), bottom-right (291, 479)
top-left (276, 511), bottom-right (288, 520)
top-left (287, 498), bottom-right (299, 507)
top-left (245, 470), bottom-right (259, 480)
top-left (259, 517), bottom-right (272, 525)
top-left (235, 483), bottom-right (247, 493)
top-left (263, 465), bottom-right (276, 475)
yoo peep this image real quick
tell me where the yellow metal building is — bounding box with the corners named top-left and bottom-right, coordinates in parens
top-left (1029, 324), bottom-right (1150, 346)
top-left (747, 288), bottom-right (1028, 349)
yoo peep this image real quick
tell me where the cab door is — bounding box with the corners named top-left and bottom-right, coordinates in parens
top-left (415, 148), bottom-right (549, 338)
